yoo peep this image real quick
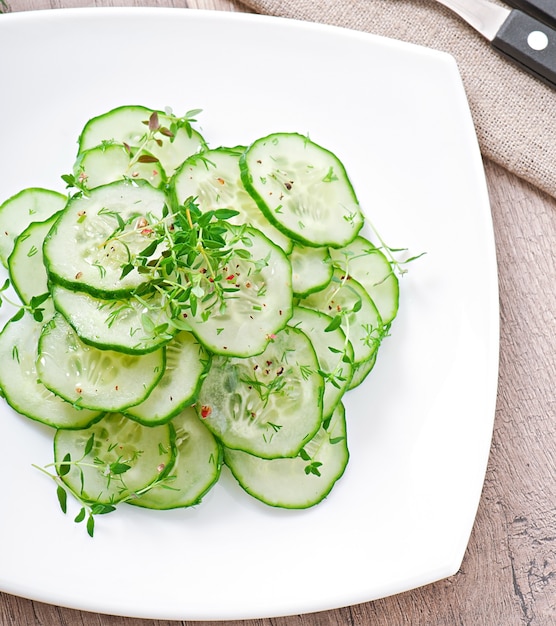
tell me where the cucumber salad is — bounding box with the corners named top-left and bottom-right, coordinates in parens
top-left (0, 105), bottom-right (407, 536)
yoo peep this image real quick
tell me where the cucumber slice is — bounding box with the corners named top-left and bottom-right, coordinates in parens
top-left (54, 412), bottom-right (175, 505)
top-left (224, 402), bottom-right (349, 509)
top-left (289, 243), bottom-right (333, 297)
top-left (0, 312), bottom-right (101, 429)
top-left (300, 269), bottom-right (384, 367)
top-left (73, 143), bottom-right (168, 190)
top-left (51, 283), bottom-right (175, 355)
top-left (8, 213), bottom-right (59, 306)
top-left (125, 331), bottom-right (210, 425)
top-left (0, 187), bottom-right (67, 267)
top-left (183, 224), bottom-right (293, 357)
top-left (289, 306), bottom-right (354, 419)
top-left (329, 235), bottom-right (399, 325)
top-left (78, 105), bottom-right (205, 175)
top-left (240, 132), bottom-right (364, 248)
top-left (172, 147), bottom-right (292, 253)
top-left (130, 406), bottom-right (221, 509)
top-left (36, 313), bottom-right (165, 412)
top-left (43, 179), bottom-right (168, 298)
top-left (197, 326), bottom-right (323, 459)
top-left (349, 351), bottom-right (377, 390)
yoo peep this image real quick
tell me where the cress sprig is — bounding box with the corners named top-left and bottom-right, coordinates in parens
top-left (0, 277), bottom-right (50, 323)
top-left (104, 196), bottom-right (258, 333)
top-left (33, 433), bottom-right (168, 537)
top-left (123, 108), bottom-right (204, 173)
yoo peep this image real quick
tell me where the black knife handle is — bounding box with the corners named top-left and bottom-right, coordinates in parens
top-left (492, 10), bottom-right (556, 88)
top-left (505, 0), bottom-right (556, 29)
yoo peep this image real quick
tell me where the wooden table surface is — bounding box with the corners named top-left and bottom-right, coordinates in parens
top-left (1, 1), bottom-right (555, 625)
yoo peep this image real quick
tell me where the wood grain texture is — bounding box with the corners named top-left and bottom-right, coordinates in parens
top-left (1, 1), bottom-right (555, 625)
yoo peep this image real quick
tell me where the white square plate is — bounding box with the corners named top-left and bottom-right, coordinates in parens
top-left (0, 8), bottom-right (498, 621)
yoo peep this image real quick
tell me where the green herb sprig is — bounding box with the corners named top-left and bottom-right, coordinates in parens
top-left (117, 197), bottom-right (249, 330)
top-left (0, 278), bottom-right (50, 323)
top-left (33, 432), bottom-right (167, 537)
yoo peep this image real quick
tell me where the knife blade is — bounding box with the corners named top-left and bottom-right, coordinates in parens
top-left (435, 0), bottom-right (556, 88)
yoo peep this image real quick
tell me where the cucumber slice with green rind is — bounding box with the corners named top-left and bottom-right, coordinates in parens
top-left (329, 235), bottom-right (399, 326)
top-left (183, 224), bottom-right (293, 357)
top-left (289, 243), bottom-right (333, 297)
top-left (130, 406), bottom-right (222, 509)
top-left (172, 147), bottom-right (292, 253)
top-left (37, 313), bottom-right (165, 412)
top-left (51, 283), bottom-right (176, 355)
top-left (300, 269), bottom-right (385, 367)
top-left (289, 306), bottom-right (354, 419)
top-left (240, 132), bottom-right (364, 248)
top-left (54, 412), bottom-right (175, 505)
top-left (124, 331), bottom-right (210, 425)
top-left (197, 325), bottom-right (323, 459)
top-left (349, 351), bottom-right (377, 390)
top-left (43, 180), bottom-right (168, 298)
top-left (0, 312), bottom-right (102, 429)
top-left (8, 213), bottom-right (60, 306)
top-left (224, 402), bottom-right (349, 509)
top-left (0, 187), bottom-right (67, 267)
top-left (77, 105), bottom-right (205, 176)
top-left (74, 143), bottom-right (168, 190)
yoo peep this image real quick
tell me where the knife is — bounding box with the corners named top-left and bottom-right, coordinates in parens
top-left (435, 0), bottom-right (556, 88)
top-left (505, 0), bottom-right (556, 29)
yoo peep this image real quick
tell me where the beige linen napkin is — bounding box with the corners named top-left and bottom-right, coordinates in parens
top-left (239, 0), bottom-right (556, 199)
